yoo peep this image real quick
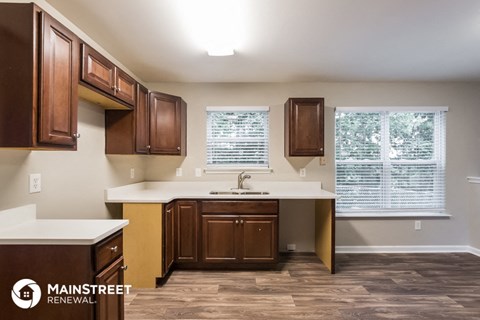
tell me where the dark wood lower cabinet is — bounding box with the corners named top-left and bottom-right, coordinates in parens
top-left (0, 231), bottom-right (125, 320)
top-left (200, 200), bottom-right (279, 265)
top-left (175, 201), bottom-right (198, 263)
top-left (95, 257), bottom-right (125, 320)
top-left (202, 216), bottom-right (238, 263)
top-left (164, 202), bottom-right (175, 273)
top-left (202, 214), bottom-right (278, 264)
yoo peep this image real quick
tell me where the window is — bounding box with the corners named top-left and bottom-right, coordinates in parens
top-left (206, 106), bottom-right (269, 167)
top-left (335, 107), bottom-right (447, 214)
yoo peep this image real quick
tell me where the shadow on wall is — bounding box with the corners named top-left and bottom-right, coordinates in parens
top-left (0, 150), bottom-right (31, 210)
top-left (105, 202), bottom-right (122, 219)
top-left (335, 219), bottom-right (369, 247)
top-left (285, 156), bottom-right (315, 171)
top-left (145, 156), bottom-right (186, 180)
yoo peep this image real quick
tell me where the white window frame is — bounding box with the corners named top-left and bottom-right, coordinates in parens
top-left (206, 106), bottom-right (270, 171)
top-left (335, 106), bottom-right (449, 217)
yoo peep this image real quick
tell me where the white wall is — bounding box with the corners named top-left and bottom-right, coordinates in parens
top-left (0, 99), bottom-right (145, 219)
top-left (146, 81), bottom-right (480, 251)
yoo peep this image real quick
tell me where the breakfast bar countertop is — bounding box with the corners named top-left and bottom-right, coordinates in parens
top-left (0, 204), bottom-right (128, 245)
top-left (104, 181), bottom-right (337, 203)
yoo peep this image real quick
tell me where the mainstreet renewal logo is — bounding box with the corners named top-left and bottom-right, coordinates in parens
top-left (11, 278), bottom-right (132, 308)
top-left (11, 279), bottom-right (42, 309)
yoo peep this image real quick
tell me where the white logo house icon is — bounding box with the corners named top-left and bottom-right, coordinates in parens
top-left (11, 279), bottom-right (41, 309)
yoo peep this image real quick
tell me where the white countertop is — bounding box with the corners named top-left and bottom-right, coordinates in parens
top-left (105, 181), bottom-right (337, 203)
top-left (0, 204), bottom-right (128, 245)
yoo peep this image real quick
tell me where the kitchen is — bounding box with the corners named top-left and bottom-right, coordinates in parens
top-left (1, 0), bottom-right (480, 319)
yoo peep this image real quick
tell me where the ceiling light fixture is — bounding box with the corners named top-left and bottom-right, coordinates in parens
top-left (176, 0), bottom-right (244, 56)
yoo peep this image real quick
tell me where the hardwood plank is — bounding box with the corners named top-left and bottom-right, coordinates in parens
top-left (125, 253), bottom-right (480, 320)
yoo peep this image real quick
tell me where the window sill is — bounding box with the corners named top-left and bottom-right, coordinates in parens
top-left (336, 212), bottom-right (452, 219)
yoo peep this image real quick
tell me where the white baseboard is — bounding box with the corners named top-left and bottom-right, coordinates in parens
top-left (336, 245), bottom-right (480, 257)
top-left (468, 246), bottom-right (480, 257)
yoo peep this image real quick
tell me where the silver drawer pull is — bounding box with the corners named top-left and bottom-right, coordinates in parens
top-left (121, 265), bottom-right (128, 271)
top-left (110, 246), bottom-right (118, 253)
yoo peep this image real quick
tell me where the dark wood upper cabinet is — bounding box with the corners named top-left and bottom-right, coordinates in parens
top-left (105, 86), bottom-right (187, 156)
top-left (80, 44), bottom-right (135, 109)
top-left (135, 84), bottom-right (150, 154)
top-left (0, 3), bottom-right (79, 149)
top-left (149, 92), bottom-right (187, 156)
top-left (285, 97), bottom-right (325, 156)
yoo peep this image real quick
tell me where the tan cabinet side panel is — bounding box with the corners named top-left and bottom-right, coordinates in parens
top-left (315, 199), bottom-right (335, 273)
top-left (123, 203), bottom-right (163, 288)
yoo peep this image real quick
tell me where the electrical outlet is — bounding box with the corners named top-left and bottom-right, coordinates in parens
top-left (299, 168), bottom-right (306, 177)
top-left (195, 168), bottom-right (202, 177)
top-left (176, 168), bottom-right (183, 177)
top-left (287, 244), bottom-right (296, 251)
top-left (415, 220), bottom-right (422, 230)
top-left (29, 173), bottom-right (41, 193)
top-left (320, 157), bottom-right (327, 166)
top-left (130, 168), bottom-right (135, 179)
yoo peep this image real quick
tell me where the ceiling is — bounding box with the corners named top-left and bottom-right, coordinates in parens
top-left (46, 0), bottom-right (480, 83)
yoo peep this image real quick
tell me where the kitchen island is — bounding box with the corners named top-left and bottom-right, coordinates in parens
top-left (106, 181), bottom-right (337, 288)
top-left (0, 204), bottom-right (129, 320)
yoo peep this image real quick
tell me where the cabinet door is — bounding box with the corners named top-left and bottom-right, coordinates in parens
top-left (202, 215), bottom-right (240, 263)
top-left (81, 44), bottom-right (115, 96)
top-left (38, 12), bottom-right (79, 147)
top-left (164, 202), bottom-right (175, 274)
top-left (115, 68), bottom-right (136, 106)
top-left (149, 92), bottom-right (186, 155)
top-left (285, 98), bottom-right (324, 156)
top-left (241, 216), bottom-right (278, 263)
top-left (96, 256), bottom-right (125, 320)
top-left (135, 84), bottom-right (149, 154)
top-left (175, 201), bottom-right (198, 262)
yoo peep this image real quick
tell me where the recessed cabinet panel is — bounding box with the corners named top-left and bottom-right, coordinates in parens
top-left (39, 13), bottom-right (79, 147)
top-left (285, 97), bottom-right (325, 156)
top-left (202, 216), bottom-right (238, 262)
top-left (82, 44), bottom-right (115, 95)
top-left (149, 91), bottom-right (186, 155)
top-left (175, 201), bottom-right (198, 262)
top-left (135, 84), bottom-right (150, 154)
top-left (115, 68), bottom-right (136, 106)
top-left (164, 202), bottom-right (175, 273)
top-left (95, 256), bottom-right (125, 320)
top-left (242, 217), bottom-right (277, 262)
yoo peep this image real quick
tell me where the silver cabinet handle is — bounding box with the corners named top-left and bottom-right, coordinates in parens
top-left (73, 133), bottom-right (80, 139)
top-left (235, 220), bottom-right (239, 224)
top-left (110, 246), bottom-right (118, 253)
top-left (240, 220), bottom-right (244, 225)
top-left (121, 265), bottom-right (128, 271)
top-left (146, 145), bottom-right (151, 149)
top-left (177, 147), bottom-right (181, 151)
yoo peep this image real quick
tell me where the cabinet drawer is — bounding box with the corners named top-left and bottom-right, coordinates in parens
top-left (202, 201), bottom-right (278, 214)
top-left (94, 231), bottom-right (123, 272)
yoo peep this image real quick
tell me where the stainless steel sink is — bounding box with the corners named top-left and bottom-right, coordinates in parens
top-left (209, 190), bottom-right (269, 195)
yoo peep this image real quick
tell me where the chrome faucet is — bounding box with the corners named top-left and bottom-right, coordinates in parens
top-left (237, 171), bottom-right (251, 190)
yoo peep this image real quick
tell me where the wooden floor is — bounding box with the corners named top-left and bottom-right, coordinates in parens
top-left (125, 253), bottom-right (480, 319)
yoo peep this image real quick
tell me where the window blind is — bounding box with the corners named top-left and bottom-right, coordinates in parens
top-left (206, 108), bottom-right (269, 167)
top-left (335, 108), bottom-right (446, 213)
